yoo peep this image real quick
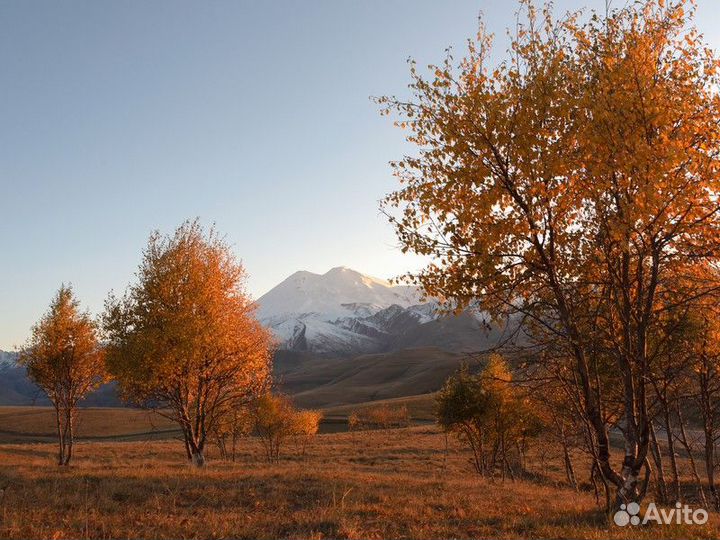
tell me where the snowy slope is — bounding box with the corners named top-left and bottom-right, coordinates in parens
top-left (257, 266), bottom-right (420, 321)
top-left (257, 267), bottom-right (432, 355)
top-left (0, 350), bottom-right (17, 368)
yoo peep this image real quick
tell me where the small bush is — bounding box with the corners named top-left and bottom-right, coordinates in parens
top-left (211, 407), bottom-right (252, 462)
top-left (292, 410), bottom-right (323, 456)
top-left (249, 393), bottom-right (323, 462)
top-left (436, 354), bottom-right (542, 479)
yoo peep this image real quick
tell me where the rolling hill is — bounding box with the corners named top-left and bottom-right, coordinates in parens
top-left (276, 346), bottom-right (483, 408)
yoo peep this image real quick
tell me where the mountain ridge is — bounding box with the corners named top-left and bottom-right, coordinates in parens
top-left (257, 266), bottom-right (496, 357)
top-left (257, 266), bottom-right (431, 355)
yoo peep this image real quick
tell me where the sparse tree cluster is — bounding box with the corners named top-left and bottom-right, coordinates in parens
top-left (20, 221), bottom-right (279, 468)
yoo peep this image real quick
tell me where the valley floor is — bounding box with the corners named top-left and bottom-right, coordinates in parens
top-left (0, 426), bottom-right (717, 539)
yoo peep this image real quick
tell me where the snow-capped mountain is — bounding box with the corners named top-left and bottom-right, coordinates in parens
top-left (257, 266), bottom-right (437, 355)
top-left (257, 265), bottom-right (503, 357)
top-left (257, 266), bottom-right (422, 321)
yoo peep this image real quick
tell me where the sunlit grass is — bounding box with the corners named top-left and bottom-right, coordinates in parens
top-left (0, 426), bottom-right (717, 539)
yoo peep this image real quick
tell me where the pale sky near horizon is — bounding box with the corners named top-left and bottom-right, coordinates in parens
top-left (2, 1), bottom-right (720, 350)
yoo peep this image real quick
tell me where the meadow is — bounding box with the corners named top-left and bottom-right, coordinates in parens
top-left (0, 405), bottom-right (717, 539)
top-left (0, 407), bottom-right (177, 443)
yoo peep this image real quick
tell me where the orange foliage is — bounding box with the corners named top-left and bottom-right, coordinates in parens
top-left (19, 285), bottom-right (106, 465)
top-left (103, 220), bottom-right (274, 466)
top-left (378, 0), bottom-right (720, 505)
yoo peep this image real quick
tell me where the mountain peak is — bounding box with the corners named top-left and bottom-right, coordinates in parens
top-left (256, 266), bottom-right (428, 355)
top-left (323, 266), bottom-right (391, 288)
top-left (325, 265), bottom-right (352, 274)
top-left (257, 266), bottom-right (421, 325)
top-left (0, 350), bottom-right (18, 368)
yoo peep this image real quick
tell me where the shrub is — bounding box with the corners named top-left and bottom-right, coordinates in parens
top-left (249, 394), bottom-right (323, 461)
top-left (292, 410), bottom-right (323, 456)
top-left (436, 354), bottom-right (542, 479)
top-left (211, 407), bottom-right (252, 462)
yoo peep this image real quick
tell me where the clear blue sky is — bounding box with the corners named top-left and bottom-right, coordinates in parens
top-left (1, 1), bottom-right (718, 349)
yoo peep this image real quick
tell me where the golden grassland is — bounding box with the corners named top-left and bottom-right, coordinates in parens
top-left (322, 394), bottom-right (437, 423)
top-left (0, 407), bottom-right (177, 443)
top-left (0, 396), bottom-right (438, 444)
top-left (0, 424), bottom-right (718, 540)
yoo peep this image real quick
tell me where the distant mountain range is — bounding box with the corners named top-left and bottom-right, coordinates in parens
top-left (0, 266), bottom-right (501, 407)
top-left (257, 266), bottom-right (497, 356)
top-left (0, 350), bottom-right (122, 407)
top-left (0, 350), bottom-right (42, 405)
top-left (0, 350), bottom-right (18, 368)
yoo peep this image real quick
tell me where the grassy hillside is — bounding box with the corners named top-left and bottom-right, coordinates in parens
top-left (0, 426), bottom-right (716, 539)
top-left (322, 393), bottom-right (437, 422)
top-left (280, 347), bottom-right (480, 408)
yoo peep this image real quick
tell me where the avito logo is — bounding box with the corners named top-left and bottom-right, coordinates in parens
top-left (614, 502), bottom-right (708, 527)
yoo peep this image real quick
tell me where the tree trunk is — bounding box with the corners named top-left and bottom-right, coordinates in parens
top-left (591, 460), bottom-right (611, 512)
top-left (562, 433), bottom-right (578, 491)
top-left (183, 423), bottom-right (206, 467)
top-left (704, 427), bottom-right (719, 510)
top-left (54, 405), bottom-right (65, 466)
top-left (189, 437), bottom-right (206, 467)
top-left (465, 426), bottom-right (483, 476)
top-left (221, 437), bottom-right (228, 460)
top-left (191, 449), bottom-right (205, 467)
top-left (676, 403), bottom-right (708, 509)
top-left (638, 457), bottom-right (652, 501)
top-left (705, 432), bottom-right (720, 510)
top-left (478, 430), bottom-right (486, 476)
top-left (662, 401), bottom-right (681, 502)
top-left (649, 420), bottom-right (667, 503)
top-left (698, 368), bottom-right (720, 510)
top-left (515, 441), bottom-right (525, 473)
top-left (183, 434), bottom-right (192, 461)
top-left (231, 430), bottom-right (237, 463)
top-left (63, 409), bottom-right (74, 466)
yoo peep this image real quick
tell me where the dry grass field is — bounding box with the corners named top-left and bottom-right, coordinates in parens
top-left (0, 423), bottom-right (718, 539)
top-left (0, 396), bottom-right (438, 444)
top-left (0, 407), bottom-right (178, 443)
top-left (322, 393), bottom-right (437, 422)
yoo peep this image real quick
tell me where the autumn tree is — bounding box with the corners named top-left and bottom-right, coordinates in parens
top-left (246, 393), bottom-right (323, 461)
top-left (211, 406), bottom-right (251, 462)
top-left (249, 393), bottom-right (296, 463)
top-left (436, 355), bottom-right (541, 479)
top-left (103, 220), bottom-right (273, 467)
top-left (292, 409), bottom-right (323, 456)
top-left (19, 285), bottom-right (106, 466)
top-left (691, 309), bottom-right (720, 511)
top-left (660, 296), bottom-right (720, 509)
top-left (380, 0), bottom-right (720, 506)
